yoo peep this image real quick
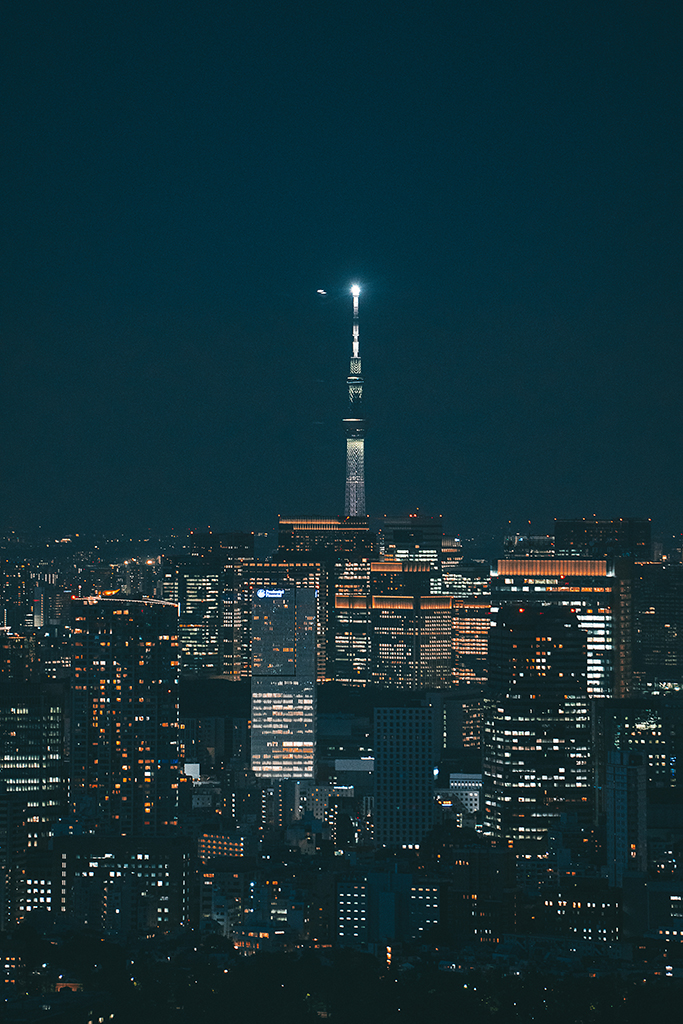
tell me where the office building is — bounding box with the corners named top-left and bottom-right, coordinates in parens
top-left (554, 518), bottom-right (651, 560)
top-left (178, 565), bottom-right (221, 673)
top-left (492, 559), bottom-right (626, 698)
top-left (188, 531), bottom-right (254, 560)
top-left (250, 586), bottom-right (316, 779)
top-left (452, 597), bottom-right (490, 689)
top-left (337, 872), bottom-right (439, 946)
top-left (374, 706), bottom-right (436, 847)
top-left (632, 562), bottom-right (683, 693)
top-left (276, 516), bottom-right (376, 686)
top-left (379, 515), bottom-right (444, 567)
top-left (482, 607), bottom-right (591, 843)
top-left (0, 630), bottom-right (65, 844)
top-left (0, 562), bottom-right (33, 630)
top-left (369, 561), bottom-right (452, 689)
top-left (604, 751), bottom-right (647, 887)
top-left (165, 533), bottom-right (253, 678)
top-left (53, 835), bottom-right (192, 935)
top-left (70, 597), bottom-right (181, 836)
top-left (591, 696), bottom-right (683, 796)
top-left (0, 629), bottom-right (66, 930)
top-left (333, 558), bottom-right (373, 686)
top-left (277, 517), bottom-right (376, 561)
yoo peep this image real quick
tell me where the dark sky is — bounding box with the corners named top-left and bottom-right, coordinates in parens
top-left (1, 1), bottom-right (681, 540)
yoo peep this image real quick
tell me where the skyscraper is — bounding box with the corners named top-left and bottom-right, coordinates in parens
top-left (554, 518), bottom-right (651, 560)
top-left (369, 561), bottom-right (452, 689)
top-left (491, 559), bottom-right (625, 698)
top-left (632, 561), bottom-right (683, 693)
top-left (1, 629), bottom-right (65, 930)
top-left (604, 750), bottom-right (647, 887)
top-left (374, 705), bottom-right (436, 847)
top-left (482, 607), bottom-right (591, 843)
top-left (70, 597), bottom-right (181, 836)
top-left (379, 515), bottom-right (444, 567)
top-left (250, 586), bottom-right (317, 779)
top-left (343, 285), bottom-right (366, 516)
top-left (178, 565), bottom-right (220, 673)
top-left (276, 516), bottom-right (377, 686)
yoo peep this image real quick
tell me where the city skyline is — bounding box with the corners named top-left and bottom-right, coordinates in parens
top-left (1, 3), bottom-right (681, 539)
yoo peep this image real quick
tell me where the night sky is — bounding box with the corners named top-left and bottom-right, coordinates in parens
top-left (1, 2), bottom-right (681, 540)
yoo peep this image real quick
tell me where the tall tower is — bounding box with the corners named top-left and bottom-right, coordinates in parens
top-left (343, 284), bottom-right (366, 516)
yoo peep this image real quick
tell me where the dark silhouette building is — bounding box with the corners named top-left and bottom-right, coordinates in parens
top-left (554, 518), bottom-right (651, 560)
top-left (374, 705), bottom-right (436, 847)
top-left (632, 562), bottom-right (683, 693)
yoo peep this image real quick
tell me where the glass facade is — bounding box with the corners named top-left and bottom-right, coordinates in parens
top-left (250, 587), bottom-right (316, 779)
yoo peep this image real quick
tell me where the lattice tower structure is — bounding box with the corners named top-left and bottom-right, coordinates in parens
top-left (343, 285), bottom-right (366, 516)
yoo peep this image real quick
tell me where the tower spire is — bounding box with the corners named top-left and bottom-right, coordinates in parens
top-left (343, 284), bottom-right (366, 516)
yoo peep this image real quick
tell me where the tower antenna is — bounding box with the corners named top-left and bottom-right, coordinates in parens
top-left (343, 284), bottom-right (366, 516)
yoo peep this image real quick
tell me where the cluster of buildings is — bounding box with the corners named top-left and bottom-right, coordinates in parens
top-left (1, 294), bottom-right (683, 961)
top-left (1, 513), bottom-right (683, 959)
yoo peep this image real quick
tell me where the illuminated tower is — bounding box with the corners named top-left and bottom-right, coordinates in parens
top-left (343, 284), bottom-right (366, 516)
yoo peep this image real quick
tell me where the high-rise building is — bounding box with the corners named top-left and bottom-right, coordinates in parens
top-left (69, 597), bottom-right (181, 836)
top-left (370, 594), bottom-right (453, 689)
top-left (343, 285), bottom-right (366, 517)
top-left (250, 586), bottom-right (317, 779)
top-left (374, 705), bottom-right (436, 847)
top-left (0, 562), bottom-right (33, 630)
top-left (482, 607), bottom-right (591, 843)
top-left (0, 629), bottom-right (65, 845)
top-left (492, 559), bottom-right (627, 698)
top-left (276, 516), bottom-right (376, 686)
top-left (1, 629), bottom-right (65, 931)
top-left (379, 515), bottom-right (444, 567)
top-left (452, 598), bottom-right (490, 689)
top-left (333, 557), bottom-right (373, 686)
top-left (188, 532), bottom-right (254, 560)
top-left (277, 518), bottom-right (375, 561)
top-left (591, 696), bottom-right (683, 793)
top-left (241, 563), bottom-right (327, 683)
top-left (178, 565), bottom-right (220, 673)
top-left (604, 750), bottom-right (647, 887)
top-left (0, 796), bottom-right (26, 931)
top-left (444, 562), bottom-right (490, 742)
top-left (369, 562), bottom-right (452, 689)
top-left (554, 518), bottom-right (651, 560)
top-left (632, 562), bottom-right (683, 693)
top-left (173, 532), bottom-right (254, 677)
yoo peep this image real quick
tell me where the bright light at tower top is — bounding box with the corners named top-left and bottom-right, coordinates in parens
top-left (351, 284), bottom-right (361, 297)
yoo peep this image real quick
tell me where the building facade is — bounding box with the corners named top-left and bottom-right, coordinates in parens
top-left (483, 607), bottom-right (591, 843)
top-left (250, 586), bottom-right (317, 779)
top-left (69, 597), bottom-right (181, 836)
top-left (492, 559), bottom-right (625, 698)
top-left (374, 706), bottom-right (436, 847)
